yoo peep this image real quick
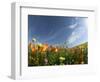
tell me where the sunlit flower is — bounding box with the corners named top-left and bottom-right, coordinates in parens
top-left (81, 61), bottom-right (84, 64)
top-left (32, 48), bottom-right (35, 53)
top-left (55, 48), bottom-right (58, 52)
top-left (59, 57), bottom-right (65, 61)
top-left (42, 44), bottom-right (48, 52)
top-left (44, 58), bottom-right (48, 64)
top-left (28, 42), bottom-right (33, 49)
top-left (37, 43), bottom-right (43, 47)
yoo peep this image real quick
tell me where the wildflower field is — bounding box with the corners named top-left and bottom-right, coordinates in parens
top-left (28, 42), bottom-right (88, 66)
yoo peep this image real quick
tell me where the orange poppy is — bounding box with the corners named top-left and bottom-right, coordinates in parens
top-left (55, 48), bottom-right (58, 52)
top-left (31, 48), bottom-right (35, 53)
top-left (42, 44), bottom-right (48, 52)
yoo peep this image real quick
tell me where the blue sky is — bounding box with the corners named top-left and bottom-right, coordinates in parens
top-left (28, 15), bottom-right (88, 48)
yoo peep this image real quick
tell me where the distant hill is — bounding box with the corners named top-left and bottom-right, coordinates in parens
top-left (70, 42), bottom-right (88, 49)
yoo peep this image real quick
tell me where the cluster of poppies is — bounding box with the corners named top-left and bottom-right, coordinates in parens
top-left (28, 41), bottom-right (88, 66)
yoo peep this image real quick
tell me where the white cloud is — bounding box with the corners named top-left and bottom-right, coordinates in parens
top-left (68, 22), bottom-right (78, 29)
top-left (72, 31), bottom-right (75, 35)
top-left (67, 26), bottom-right (86, 45)
top-left (66, 18), bottom-right (88, 47)
top-left (67, 32), bottom-right (80, 44)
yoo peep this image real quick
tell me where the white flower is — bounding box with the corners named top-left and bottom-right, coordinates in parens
top-left (32, 38), bottom-right (36, 42)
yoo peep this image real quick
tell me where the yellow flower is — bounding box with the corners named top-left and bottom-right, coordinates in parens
top-left (37, 43), bottom-right (43, 47)
top-left (59, 57), bottom-right (65, 61)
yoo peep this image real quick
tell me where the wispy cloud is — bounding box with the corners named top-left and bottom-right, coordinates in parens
top-left (68, 22), bottom-right (78, 29)
top-left (68, 17), bottom-right (79, 29)
top-left (67, 31), bottom-right (80, 44)
top-left (67, 26), bottom-right (86, 46)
